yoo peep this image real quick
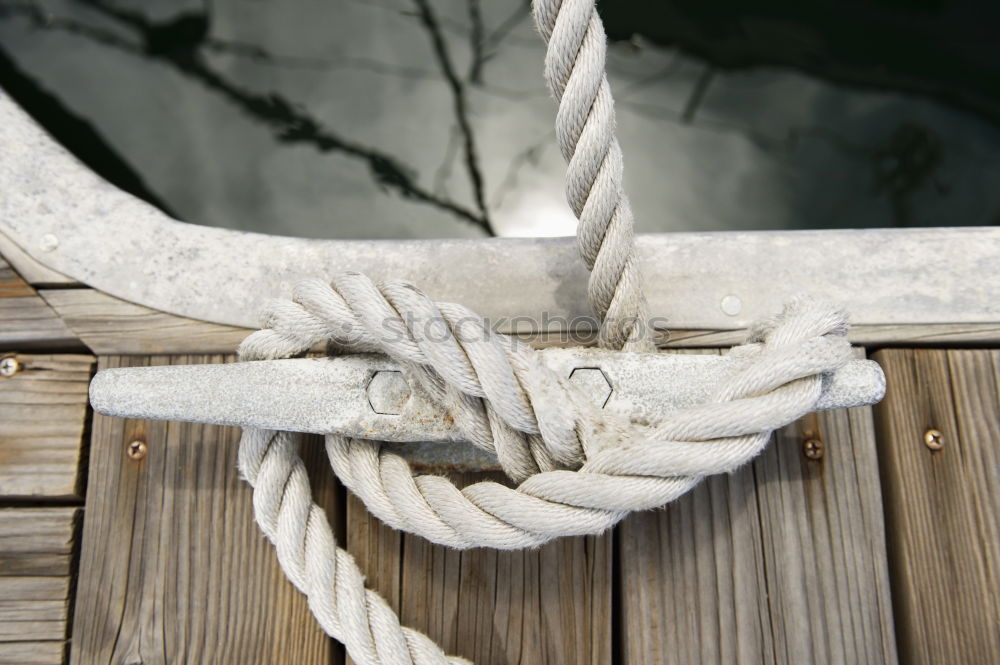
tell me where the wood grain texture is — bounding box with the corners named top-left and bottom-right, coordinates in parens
top-left (346, 473), bottom-right (612, 665)
top-left (0, 257), bottom-right (80, 350)
top-left (0, 257), bottom-right (35, 298)
top-left (0, 508), bottom-right (78, 665)
top-left (666, 323), bottom-right (1000, 347)
top-left (872, 349), bottom-right (1000, 665)
top-left (40, 290), bottom-right (250, 355)
top-left (0, 354), bottom-right (93, 500)
top-left (619, 349), bottom-right (897, 665)
top-left (71, 355), bottom-right (342, 665)
top-left (0, 507), bottom-right (78, 576)
top-left (0, 641), bottom-right (66, 665)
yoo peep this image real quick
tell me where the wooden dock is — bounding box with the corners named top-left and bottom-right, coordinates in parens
top-left (1, 253), bottom-right (998, 665)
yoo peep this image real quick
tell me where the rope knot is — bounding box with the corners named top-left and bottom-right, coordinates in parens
top-left (229, 2), bottom-right (868, 662)
top-left (243, 273), bottom-right (851, 497)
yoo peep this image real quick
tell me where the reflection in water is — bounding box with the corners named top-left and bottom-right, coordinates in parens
top-left (0, 0), bottom-right (997, 238)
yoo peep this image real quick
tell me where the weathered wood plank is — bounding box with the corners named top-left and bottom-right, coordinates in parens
top-left (346, 473), bottom-right (612, 665)
top-left (667, 323), bottom-right (1000, 347)
top-left (0, 256), bottom-right (35, 297)
top-left (619, 349), bottom-right (897, 664)
top-left (0, 574), bottom-right (68, 640)
top-left (0, 257), bottom-right (80, 350)
top-left (40, 290), bottom-right (250, 355)
top-left (871, 349), bottom-right (1000, 665)
top-left (0, 641), bottom-right (65, 665)
top-left (0, 508), bottom-right (77, 662)
top-left (0, 507), bottom-right (77, 576)
top-left (0, 354), bottom-right (93, 500)
top-left (71, 355), bottom-right (342, 665)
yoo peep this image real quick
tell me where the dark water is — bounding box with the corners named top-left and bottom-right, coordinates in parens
top-left (1, 0), bottom-right (997, 238)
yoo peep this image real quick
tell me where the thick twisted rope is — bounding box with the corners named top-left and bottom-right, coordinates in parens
top-left (237, 276), bottom-right (851, 663)
top-left (233, 2), bottom-right (855, 663)
top-left (241, 276), bottom-right (849, 551)
top-left (534, 0), bottom-right (653, 352)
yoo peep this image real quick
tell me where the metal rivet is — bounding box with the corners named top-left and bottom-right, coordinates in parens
top-left (720, 294), bottom-right (742, 316)
top-left (0, 356), bottom-right (20, 377)
top-left (803, 438), bottom-right (824, 460)
top-left (39, 233), bottom-right (59, 252)
top-left (924, 429), bottom-right (944, 451)
top-left (126, 440), bottom-right (147, 461)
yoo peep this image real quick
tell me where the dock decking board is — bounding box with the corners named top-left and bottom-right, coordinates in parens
top-left (39, 290), bottom-right (251, 355)
top-left (346, 475), bottom-right (613, 665)
top-left (0, 353), bottom-right (94, 501)
top-left (0, 258), bottom-right (81, 350)
top-left (618, 350), bottom-right (898, 665)
top-left (0, 507), bottom-right (78, 665)
top-left (70, 355), bottom-right (343, 665)
top-left (872, 349), bottom-right (1000, 665)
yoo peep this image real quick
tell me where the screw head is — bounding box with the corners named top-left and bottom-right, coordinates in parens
top-left (803, 438), bottom-right (824, 461)
top-left (0, 357), bottom-right (20, 377)
top-left (924, 429), bottom-right (944, 451)
top-left (126, 440), bottom-right (147, 461)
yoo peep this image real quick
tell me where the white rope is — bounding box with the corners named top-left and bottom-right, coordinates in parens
top-left (237, 279), bottom-right (850, 660)
top-left (534, 0), bottom-right (653, 352)
top-left (233, 2), bottom-right (856, 663)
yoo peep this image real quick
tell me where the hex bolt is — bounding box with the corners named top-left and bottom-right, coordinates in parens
top-left (923, 428), bottom-right (944, 451)
top-left (0, 356), bottom-right (20, 378)
top-left (803, 438), bottom-right (824, 461)
top-left (367, 370), bottom-right (411, 415)
top-left (126, 440), bottom-right (147, 461)
top-left (567, 367), bottom-right (613, 408)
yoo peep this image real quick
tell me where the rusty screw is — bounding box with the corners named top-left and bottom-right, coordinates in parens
top-left (803, 438), bottom-right (824, 461)
top-left (0, 356), bottom-right (20, 377)
top-left (126, 440), bottom-right (147, 461)
top-left (923, 429), bottom-right (944, 451)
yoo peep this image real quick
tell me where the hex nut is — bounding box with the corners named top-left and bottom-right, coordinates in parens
top-left (567, 367), bottom-right (613, 408)
top-left (367, 371), bottom-right (411, 415)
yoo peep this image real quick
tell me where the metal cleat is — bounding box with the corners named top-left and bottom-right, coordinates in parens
top-left (89, 349), bottom-right (885, 443)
